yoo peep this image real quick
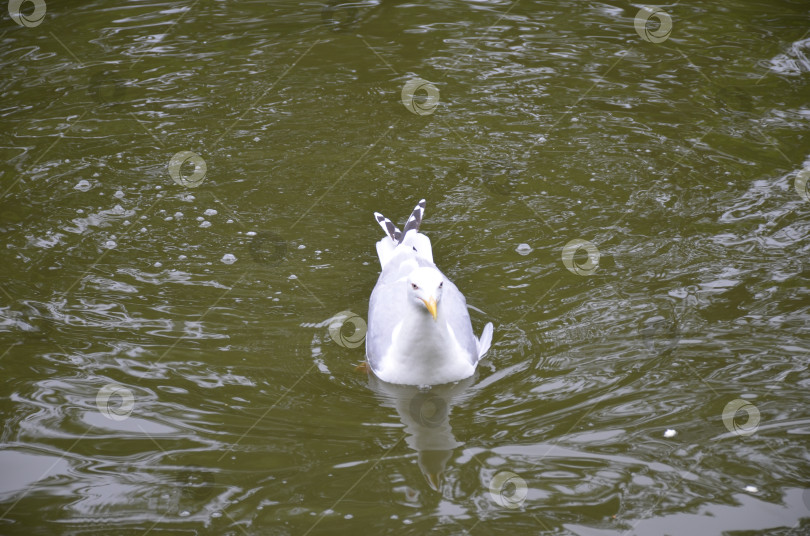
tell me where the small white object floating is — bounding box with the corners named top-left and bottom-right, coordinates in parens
top-left (664, 429), bottom-right (676, 438)
top-left (74, 179), bottom-right (92, 191)
top-left (744, 485), bottom-right (758, 493)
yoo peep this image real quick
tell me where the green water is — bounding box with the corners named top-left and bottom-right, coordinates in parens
top-left (2, 0), bottom-right (810, 534)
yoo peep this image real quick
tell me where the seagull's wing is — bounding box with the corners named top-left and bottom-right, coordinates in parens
top-left (438, 278), bottom-right (483, 365)
top-left (374, 200), bottom-right (431, 269)
top-left (366, 282), bottom-right (398, 373)
top-left (400, 199), bottom-right (425, 243)
top-left (374, 212), bottom-right (402, 243)
top-left (438, 278), bottom-right (493, 364)
top-left (476, 322), bottom-right (494, 360)
top-left (366, 254), bottom-right (415, 372)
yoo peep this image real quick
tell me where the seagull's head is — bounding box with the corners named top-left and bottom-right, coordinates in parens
top-left (407, 267), bottom-right (444, 321)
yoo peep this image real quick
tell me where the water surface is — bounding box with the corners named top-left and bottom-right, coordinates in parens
top-left (1, 0), bottom-right (810, 534)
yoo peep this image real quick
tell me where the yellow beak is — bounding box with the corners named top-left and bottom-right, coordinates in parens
top-left (422, 296), bottom-right (438, 321)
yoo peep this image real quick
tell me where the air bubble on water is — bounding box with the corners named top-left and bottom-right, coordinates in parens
top-left (200, 221), bottom-right (211, 228)
top-left (298, 244), bottom-right (306, 249)
top-left (253, 136), bottom-right (260, 142)
top-left (77, 209), bottom-right (84, 214)
top-left (114, 190), bottom-right (124, 198)
top-left (744, 485), bottom-right (758, 493)
top-left (204, 208), bottom-right (217, 216)
top-left (226, 219), bottom-right (233, 224)
top-left (196, 216), bottom-right (204, 221)
top-left (345, 514), bottom-right (353, 519)
top-left (178, 254), bottom-right (187, 260)
top-left (246, 231), bottom-right (256, 236)
top-left (289, 274), bottom-right (298, 280)
top-left (154, 262), bottom-right (162, 268)
top-left (221, 254), bottom-right (237, 264)
top-left (179, 511), bottom-right (190, 517)
top-left (165, 216), bottom-right (173, 221)
top-left (212, 512), bottom-right (222, 518)
top-left (516, 243), bottom-right (532, 255)
top-left (104, 240), bottom-right (117, 249)
top-left (155, 185), bottom-right (162, 190)
top-left (75, 180), bottom-right (92, 191)
top-left (123, 220), bottom-right (130, 226)
top-left (174, 212), bottom-right (184, 219)
top-left (92, 172), bottom-right (100, 177)
top-left (140, 227), bottom-right (147, 233)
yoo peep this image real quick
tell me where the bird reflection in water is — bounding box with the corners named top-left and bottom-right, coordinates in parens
top-left (366, 374), bottom-right (475, 491)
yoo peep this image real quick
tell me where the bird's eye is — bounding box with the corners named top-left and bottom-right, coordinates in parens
top-left (439, 281), bottom-right (443, 288)
top-left (411, 283), bottom-right (418, 290)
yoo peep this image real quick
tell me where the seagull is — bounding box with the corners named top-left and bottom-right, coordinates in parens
top-left (366, 199), bottom-right (494, 386)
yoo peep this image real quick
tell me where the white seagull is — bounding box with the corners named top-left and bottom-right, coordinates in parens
top-left (366, 199), bottom-right (494, 386)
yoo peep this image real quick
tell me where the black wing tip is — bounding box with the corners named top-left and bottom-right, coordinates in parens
top-left (399, 199), bottom-right (427, 243)
top-left (376, 200), bottom-right (427, 244)
top-left (374, 212), bottom-right (401, 242)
